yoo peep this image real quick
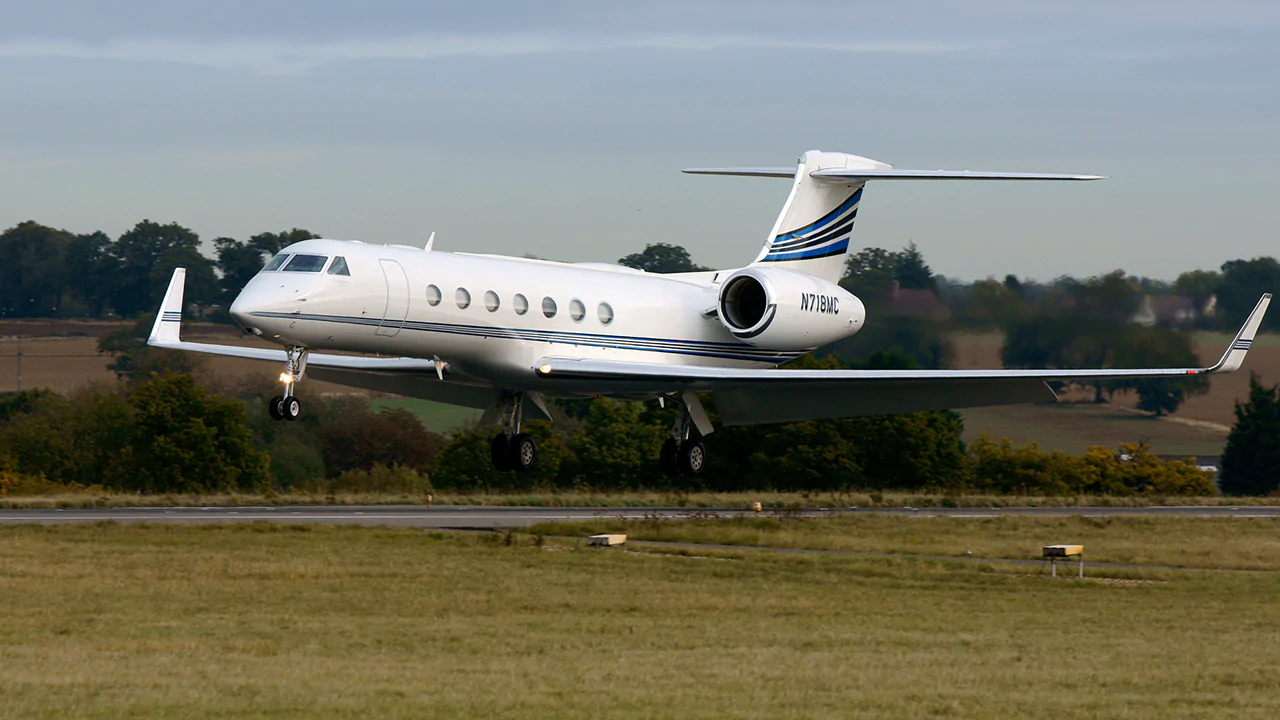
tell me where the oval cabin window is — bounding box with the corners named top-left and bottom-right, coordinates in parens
top-left (542, 297), bottom-right (557, 318)
top-left (513, 294), bottom-right (529, 316)
top-left (456, 288), bottom-right (471, 309)
top-left (569, 299), bottom-right (586, 322)
top-left (484, 290), bottom-right (500, 312)
top-left (598, 302), bottom-right (614, 326)
top-left (426, 284), bottom-right (442, 306)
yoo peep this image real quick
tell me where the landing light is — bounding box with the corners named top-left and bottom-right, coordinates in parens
top-left (279, 372), bottom-right (293, 384)
top-left (538, 363), bottom-right (552, 375)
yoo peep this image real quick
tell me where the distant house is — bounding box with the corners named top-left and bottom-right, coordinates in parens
top-left (1131, 295), bottom-right (1198, 327)
top-left (886, 281), bottom-right (951, 321)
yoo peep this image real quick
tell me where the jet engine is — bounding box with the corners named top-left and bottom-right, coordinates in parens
top-left (717, 267), bottom-right (865, 351)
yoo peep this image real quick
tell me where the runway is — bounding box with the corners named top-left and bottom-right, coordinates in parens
top-left (1, 504), bottom-right (1278, 528)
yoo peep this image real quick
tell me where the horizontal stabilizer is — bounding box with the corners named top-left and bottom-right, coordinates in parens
top-left (682, 167), bottom-right (796, 178)
top-left (809, 168), bottom-right (1106, 181)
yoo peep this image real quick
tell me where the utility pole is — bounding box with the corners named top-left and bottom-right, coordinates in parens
top-left (15, 335), bottom-right (21, 392)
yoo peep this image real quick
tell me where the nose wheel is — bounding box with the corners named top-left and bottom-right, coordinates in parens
top-left (267, 347), bottom-right (307, 422)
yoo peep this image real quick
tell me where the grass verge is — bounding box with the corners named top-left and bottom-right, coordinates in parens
top-left (527, 514), bottom-right (1280, 572)
top-left (2, 523), bottom-right (1279, 718)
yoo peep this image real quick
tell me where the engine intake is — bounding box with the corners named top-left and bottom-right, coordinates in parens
top-left (716, 268), bottom-right (865, 351)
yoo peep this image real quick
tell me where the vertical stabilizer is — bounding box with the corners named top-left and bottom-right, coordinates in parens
top-left (751, 150), bottom-right (887, 282)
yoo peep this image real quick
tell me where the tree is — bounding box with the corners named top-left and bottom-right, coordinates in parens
top-left (840, 247), bottom-right (900, 302)
top-left (1220, 375), bottom-right (1280, 496)
top-left (108, 220), bottom-right (216, 316)
top-left (1217, 257), bottom-right (1280, 330)
top-left (894, 242), bottom-right (936, 292)
top-left (122, 374), bottom-right (270, 493)
top-left (249, 228), bottom-right (320, 256)
top-left (0, 221), bottom-right (73, 317)
top-left (214, 237), bottom-right (267, 306)
top-left (63, 231), bottom-right (117, 317)
top-left (1106, 328), bottom-right (1210, 415)
top-left (617, 243), bottom-right (707, 273)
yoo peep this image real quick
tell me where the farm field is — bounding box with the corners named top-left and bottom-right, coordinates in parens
top-left (1, 522), bottom-right (1277, 718)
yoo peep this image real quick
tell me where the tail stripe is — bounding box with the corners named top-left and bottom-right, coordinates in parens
top-left (761, 239), bottom-right (851, 262)
top-left (768, 211), bottom-right (859, 252)
top-left (771, 188), bottom-right (863, 243)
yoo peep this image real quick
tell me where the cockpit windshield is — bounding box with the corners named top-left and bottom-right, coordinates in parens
top-left (281, 254), bottom-right (329, 273)
top-left (262, 253), bottom-right (290, 272)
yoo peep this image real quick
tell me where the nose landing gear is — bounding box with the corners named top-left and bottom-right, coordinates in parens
top-left (267, 347), bottom-right (307, 422)
top-left (489, 392), bottom-right (537, 472)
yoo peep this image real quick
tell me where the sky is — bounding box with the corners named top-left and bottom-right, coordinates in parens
top-left (2, 1), bottom-right (1278, 281)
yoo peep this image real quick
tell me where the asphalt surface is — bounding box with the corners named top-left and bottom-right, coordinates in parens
top-left (1, 504), bottom-right (1279, 528)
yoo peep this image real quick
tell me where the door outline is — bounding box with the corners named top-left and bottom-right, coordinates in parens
top-left (375, 258), bottom-right (410, 337)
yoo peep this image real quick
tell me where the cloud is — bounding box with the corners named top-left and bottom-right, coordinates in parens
top-left (0, 32), bottom-right (975, 75)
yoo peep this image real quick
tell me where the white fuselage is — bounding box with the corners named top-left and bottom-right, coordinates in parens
top-left (228, 240), bottom-right (803, 394)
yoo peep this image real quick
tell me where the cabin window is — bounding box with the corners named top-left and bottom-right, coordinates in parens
top-left (326, 256), bottom-right (350, 276)
top-left (513, 294), bottom-right (529, 316)
top-left (598, 302), bottom-right (614, 326)
top-left (569, 298), bottom-right (586, 322)
top-left (456, 288), bottom-right (471, 309)
top-left (262, 253), bottom-right (291, 272)
top-left (425, 284), bottom-right (442, 306)
top-left (484, 290), bottom-right (500, 312)
top-left (282, 254), bottom-right (329, 273)
top-left (542, 297), bottom-right (557, 318)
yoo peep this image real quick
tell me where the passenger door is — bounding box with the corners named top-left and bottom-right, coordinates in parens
top-left (375, 259), bottom-right (410, 337)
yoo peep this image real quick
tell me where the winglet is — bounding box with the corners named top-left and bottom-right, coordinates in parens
top-left (425, 232), bottom-right (436, 251)
top-left (148, 268), bottom-right (186, 346)
top-left (1206, 293), bottom-right (1271, 373)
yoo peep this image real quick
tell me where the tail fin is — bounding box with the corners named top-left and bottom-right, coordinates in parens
top-left (683, 150), bottom-right (1105, 284)
top-left (752, 151), bottom-right (881, 282)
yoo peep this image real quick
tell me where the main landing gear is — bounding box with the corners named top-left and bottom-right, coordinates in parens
top-left (659, 393), bottom-right (711, 477)
top-left (490, 392), bottom-right (537, 473)
top-left (267, 347), bottom-right (307, 422)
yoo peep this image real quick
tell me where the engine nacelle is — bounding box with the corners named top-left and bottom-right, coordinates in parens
top-left (717, 267), bottom-right (866, 351)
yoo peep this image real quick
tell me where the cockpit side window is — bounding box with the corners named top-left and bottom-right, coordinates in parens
top-left (326, 256), bottom-right (351, 276)
top-left (282, 254), bottom-right (329, 273)
top-left (262, 253), bottom-right (291, 272)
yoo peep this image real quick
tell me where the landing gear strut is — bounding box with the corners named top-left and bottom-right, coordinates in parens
top-left (268, 347), bottom-right (307, 422)
top-left (490, 392), bottom-right (537, 472)
top-left (659, 393), bottom-right (711, 477)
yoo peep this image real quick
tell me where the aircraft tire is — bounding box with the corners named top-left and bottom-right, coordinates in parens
top-left (283, 397), bottom-right (302, 421)
top-left (678, 439), bottom-right (706, 476)
top-left (268, 395), bottom-right (285, 420)
top-left (509, 433), bottom-right (537, 472)
top-left (491, 434), bottom-right (512, 472)
top-left (660, 438), bottom-right (681, 477)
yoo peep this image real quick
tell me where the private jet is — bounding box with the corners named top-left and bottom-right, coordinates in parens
top-left (149, 150), bottom-right (1271, 475)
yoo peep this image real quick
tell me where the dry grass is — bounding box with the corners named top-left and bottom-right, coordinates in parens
top-left (1, 523), bottom-right (1278, 718)
top-left (528, 514), bottom-right (1280, 571)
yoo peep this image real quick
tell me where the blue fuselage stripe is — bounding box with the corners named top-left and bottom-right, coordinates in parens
top-left (251, 312), bottom-right (805, 362)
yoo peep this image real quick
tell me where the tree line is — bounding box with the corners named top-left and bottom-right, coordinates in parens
top-left (0, 220), bottom-right (317, 318)
top-left (0, 360), bottom-right (1227, 498)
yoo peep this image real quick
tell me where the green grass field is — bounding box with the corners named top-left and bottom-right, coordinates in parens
top-left (1, 522), bottom-right (1278, 718)
top-left (367, 397), bottom-right (481, 433)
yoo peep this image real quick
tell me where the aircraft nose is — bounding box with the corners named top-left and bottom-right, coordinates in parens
top-left (229, 287), bottom-right (272, 334)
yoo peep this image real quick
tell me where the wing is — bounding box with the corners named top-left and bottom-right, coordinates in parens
top-left (532, 295), bottom-right (1271, 426)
